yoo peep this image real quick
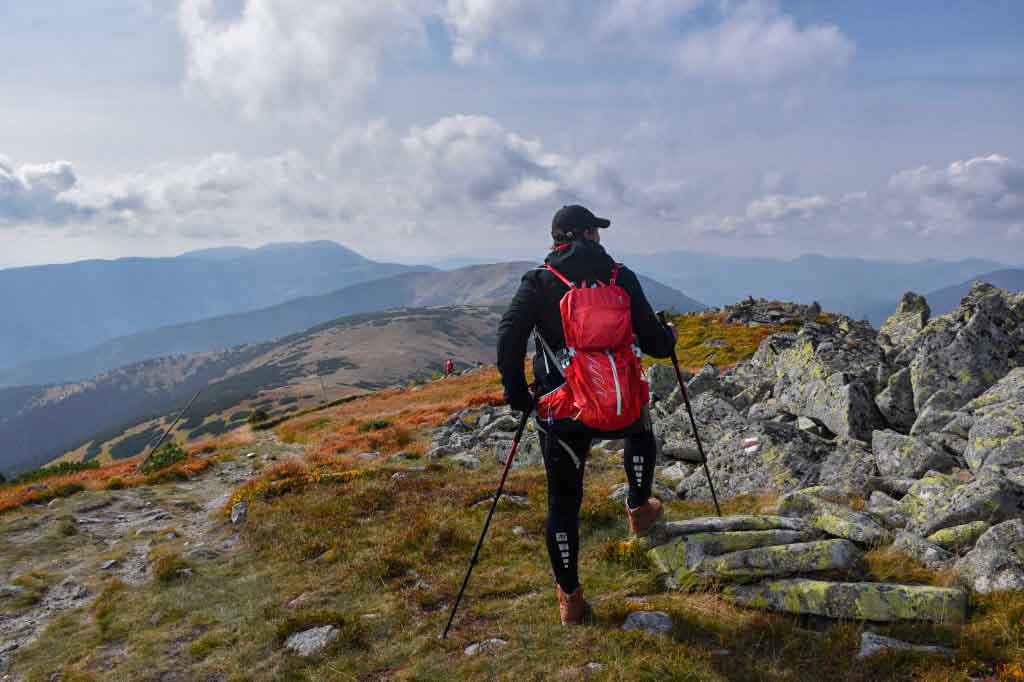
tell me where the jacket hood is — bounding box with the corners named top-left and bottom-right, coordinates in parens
top-left (543, 240), bottom-right (616, 285)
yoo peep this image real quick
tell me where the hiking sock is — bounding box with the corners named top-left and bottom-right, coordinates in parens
top-left (623, 429), bottom-right (657, 509)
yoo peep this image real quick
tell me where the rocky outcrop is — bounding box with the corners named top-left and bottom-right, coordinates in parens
top-left (879, 291), bottom-right (930, 355)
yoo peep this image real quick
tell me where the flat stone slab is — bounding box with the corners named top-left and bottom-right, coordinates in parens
top-left (647, 528), bottom-right (823, 579)
top-left (646, 515), bottom-right (814, 549)
top-left (651, 539), bottom-right (860, 586)
top-left (724, 579), bottom-right (967, 623)
top-left (858, 632), bottom-right (956, 659)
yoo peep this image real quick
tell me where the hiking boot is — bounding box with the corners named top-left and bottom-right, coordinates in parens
top-left (626, 498), bottom-right (663, 536)
top-left (556, 585), bottom-right (592, 626)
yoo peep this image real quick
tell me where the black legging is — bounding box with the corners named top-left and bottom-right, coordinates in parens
top-left (539, 427), bottom-right (657, 594)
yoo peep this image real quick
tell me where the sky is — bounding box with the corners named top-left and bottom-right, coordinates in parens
top-left (1, 0), bottom-right (1023, 269)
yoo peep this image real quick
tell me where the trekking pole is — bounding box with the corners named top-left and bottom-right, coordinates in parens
top-left (441, 391), bottom-right (540, 640)
top-left (135, 388), bottom-right (202, 474)
top-left (657, 312), bottom-right (722, 516)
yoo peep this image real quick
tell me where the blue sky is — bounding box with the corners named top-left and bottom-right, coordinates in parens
top-left (1, 1), bottom-right (1023, 268)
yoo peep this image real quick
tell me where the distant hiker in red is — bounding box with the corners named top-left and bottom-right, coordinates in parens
top-left (497, 205), bottom-right (676, 626)
top-left (445, 358), bottom-right (454, 377)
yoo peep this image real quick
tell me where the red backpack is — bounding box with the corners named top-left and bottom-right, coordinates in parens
top-left (535, 263), bottom-right (649, 433)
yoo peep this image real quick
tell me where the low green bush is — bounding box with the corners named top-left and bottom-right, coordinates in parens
top-left (141, 441), bottom-right (188, 474)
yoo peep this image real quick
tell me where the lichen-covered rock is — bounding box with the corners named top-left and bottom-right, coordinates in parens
top-left (661, 443), bottom-right (703, 463)
top-left (675, 421), bottom-right (828, 500)
top-left (954, 519), bottom-right (1024, 594)
top-left (687, 364), bottom-right (722, 399)
top-left (764, 320), bottom-right (887, 441)
top-left (646, 364), bottom-right (680, 403)
top-left (903, 283), bottom-right (1024, 418)
top-left (723, 579), bottom-right (967, 623)
top-left (871, 429), bottom-right (957, 478)
top-left (910, 391), bottom-right (960, 437)
top-left (656, 392), bottom-right (746, 449)
top-left (906, 471), bottom-right (1024, 537)
top-left (875, 367), bottom-right (917, 432)
top-left (816, 439), bottom-right (882, 495)
top-left (778, 492), bottom-right (891, 546)
top-left (777, 371), bottom-right (884, 442)
top-left (897, 472), bottom-right (963, 523)
top-left (657, 462), bottom-right (693, 484)
top-left (869, 490), bottom-right (899, 511)
top-left (646, 514), bottom-right (814, 549)
top-left (927, 521), bottom-right (990, 554)
top-left (653, 539), bottom-right (860, 585)
top-left (962, 368), bottom-right (1024, 475)
top-left (879, 292), bottom-right (931, 354)
top-left (647, 528), bottom-right (823, 575)
top-left (891, 531), bottom-right (954, 569)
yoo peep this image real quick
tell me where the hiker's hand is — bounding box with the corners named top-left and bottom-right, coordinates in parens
top-left (667, 322), bottom-right (678, 342)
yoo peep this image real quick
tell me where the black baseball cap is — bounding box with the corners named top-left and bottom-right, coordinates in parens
top-left (551, 205), bottom-right (611, 235)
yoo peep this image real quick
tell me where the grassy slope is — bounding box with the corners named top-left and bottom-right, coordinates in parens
top-left (4, 319), bottom-right (1023, 680)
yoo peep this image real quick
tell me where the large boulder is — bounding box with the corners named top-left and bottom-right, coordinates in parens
top-left (954, 519), bottom-right (1024, 594)
top-left (961, 368), bottom-right (1024, 476)
top-left (879, 292), bottom-right (930, 354)
top-left (761, 320), bottom-right (886, 441)
top-left (901, 283), bottom-right (1024, 421)
top-left (675, 421), bottom-right (828, 500)
top-left (871, 429), bottom-right (957, 479)
top-left (723, 579), bottom-right (967, 623)
top-left (906, 471), bottom-right (1024, 537)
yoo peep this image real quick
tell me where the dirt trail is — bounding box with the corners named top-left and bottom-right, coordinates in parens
top-left (0, 435), bottom-right (304, 677)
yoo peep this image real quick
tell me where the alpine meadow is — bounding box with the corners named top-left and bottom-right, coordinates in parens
top-left (2, 3), bottom-right (1024, 681)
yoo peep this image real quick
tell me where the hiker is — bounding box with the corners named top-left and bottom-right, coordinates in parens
top-left (496, 204), bottom-right (677, 626)
top-left (445, 358), bottom-right (455, 377)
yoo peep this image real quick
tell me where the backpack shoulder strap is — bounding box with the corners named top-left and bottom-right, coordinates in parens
top-left (544, 264), bottom-right (575, 289)
top-left (610, 263), bottom-right (623, 286)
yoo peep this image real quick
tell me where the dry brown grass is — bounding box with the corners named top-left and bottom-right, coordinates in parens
top-left (864, 549), bottom-right (961, 587)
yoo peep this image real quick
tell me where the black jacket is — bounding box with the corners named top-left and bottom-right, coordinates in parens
top-left (496, 240), bottom-right (676, 411)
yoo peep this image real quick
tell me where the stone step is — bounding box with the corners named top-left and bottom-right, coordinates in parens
top-left (651, 538), bottom-right (860, 587)
top-left (645, 514), bottom-right (815, 550)
top-left (723, 579), bottom-right (967, 623)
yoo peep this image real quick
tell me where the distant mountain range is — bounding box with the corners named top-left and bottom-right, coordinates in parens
top-left (622, 251), bottom-right (1009, 325)
top-left (0, 241), bottom-right (430, 371)
top-left (923, 269), bottom-right (1024, 316)
top-left (0, 261), bottom-right (703, 388)
top-left (0, 306), bottom-right (503, 476)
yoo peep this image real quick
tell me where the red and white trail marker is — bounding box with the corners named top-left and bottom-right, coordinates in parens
top-left (742, 436), bottom-right (760, 454)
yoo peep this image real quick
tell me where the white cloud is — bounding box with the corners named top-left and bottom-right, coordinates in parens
top-left (175, 0), bottom-right (853, 119)
top-left (178, 0), bottom-right (433, 118)
top-left (0, 156), bottom-right (91, 224)
top-left (676, 1), bottom-right (854, 82)
top-left (745, 194), bottom-right (831, 221)
top-left (0, 114), bottom-right (633, 251)
top-left (887, 154), bottom-right (1024, 224)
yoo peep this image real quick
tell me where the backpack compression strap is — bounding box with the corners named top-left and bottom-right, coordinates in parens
top-left (610, 263), bottom-right (623, 285)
